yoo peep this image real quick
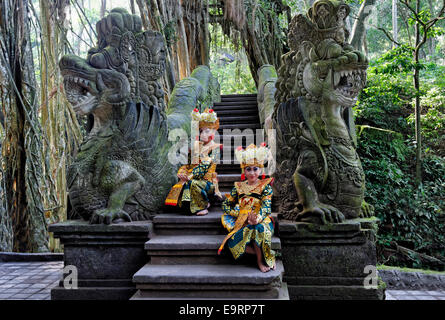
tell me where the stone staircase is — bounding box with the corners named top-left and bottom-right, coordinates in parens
top-left (214, 94), bottom-right (263, 192)
top-left (131, 94), bottom-right (288, 300)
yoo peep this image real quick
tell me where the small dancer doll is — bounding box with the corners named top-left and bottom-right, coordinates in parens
top-left (165, 108), bottom-right (222, 216)
top-left (218, 143), bottom-right (276, 272)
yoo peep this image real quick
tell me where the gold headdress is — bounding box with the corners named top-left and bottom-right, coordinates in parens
top-left (191, 108), bottom-right (219, 130)
top-left (235, 143), bottom-right (268, 170)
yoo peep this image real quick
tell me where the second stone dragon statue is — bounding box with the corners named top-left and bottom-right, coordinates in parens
top-left (273, 0), bottom-right (374, 225)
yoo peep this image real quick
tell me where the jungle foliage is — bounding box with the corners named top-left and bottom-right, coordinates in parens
top-left (209, 24), bottom-right (257, 94)
top-left (355, 45), bottom-right (445, 270)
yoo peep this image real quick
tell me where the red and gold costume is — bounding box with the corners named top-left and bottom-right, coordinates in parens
top-left (165, 108), bottom-right (221, 214)
top-left (219, 144), bottom-right (275, 268)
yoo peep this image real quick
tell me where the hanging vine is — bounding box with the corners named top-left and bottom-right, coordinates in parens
top-left (0, 0), bottom-right (49, 252)
top-left (0, 71), bottom-right (12, 252)
top-left (211, 0), bottom-right (290, 84)
top-left (135, 0), bottom-right (289, 87)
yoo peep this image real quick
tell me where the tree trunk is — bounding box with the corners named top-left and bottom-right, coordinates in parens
top-left (0, 65), bottom-right (13, 252)
top-left (100, 0), bottom-right (107, 18)
top-left (182, 0), bottom-right (210, 71)
top-left (0, 179), bottom-right (12, 251)
top-left (392, 0), bottom-right (398, 48)
top-left (130, 0), bottom-right (136, 15)
top-left (135, 0), bottom-right (177, 100)
top-left (218, 0), bottom-right (289, 85)
top-left (39, 0), bottom-right (82, 251)
top-left (399, 0), bottom-right (445, 186)
top-left (413, 0), bottom-right (422, 186)
top-left (427, 0), bottom-right (435, 60)
top-left (350, 0), bottom-right (376, 51)
top-left (0, 0), bottom-right (49, 252)
top-left (135, 0), bottom-right (210, 85)
top-left (73, 0), bottom-right (85, 54)
top-left (176, 0), bottom-right (192, 79)
top-left (136, 0), bottom-right (288, 88)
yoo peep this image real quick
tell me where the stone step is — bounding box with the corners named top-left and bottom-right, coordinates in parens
top-left (221, 93), bottom-right (257, 99)
top-left (153, 209), bottom-right (279, 235)
top-left (220, 96), bottom-right (257, 101)
top-left (131, 282), bottom-right (289, 300)
top-left (214, 163), bottom-right (241, 172)
top-left (213, 108), bottom-right (259, 115)
top-left (216, 109), bottom-right (259, 116)
top-left (213, 106), bottom-right (258, 112)
top-left (131, 261), bottom-right (285, 300)
top-left (220, 123), bottom-right (261, 130)
top-left (219, 115), bottom-right (260, 124)
top-left (134, 262), bottom-right (284, 284)
top-left (218, 180), bottom-right (242, 188)
top-left (212, 104), bottom-right (258, 111)
top-left (217, 173), bottom-right (240, 182)
top-left (146, 234), bottom-right (281, 251)
top-left (219, 187), bottom-right (232, 195)
top-left (218, 99), bottom-right (257, 105)
top-left (213, 100), bottom-right (258, 108)
top-left (154, 208), bottom-right (224, 235)
top-left (145, 234), bottom-right (281, 265)
top-left (219, 98), bottom-right (257, 103)
top-left (220, 94), bottom-right (257, 100)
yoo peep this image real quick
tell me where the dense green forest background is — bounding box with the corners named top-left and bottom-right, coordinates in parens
top-left (0, 0), bottom-right (444, 270)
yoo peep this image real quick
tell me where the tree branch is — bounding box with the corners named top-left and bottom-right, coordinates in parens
top-left (400, 0), bottom-right (426, 27)
top-left (71, 0), bottom-right (97, 43)
top-left (371, 24), bottom-right (402, 46)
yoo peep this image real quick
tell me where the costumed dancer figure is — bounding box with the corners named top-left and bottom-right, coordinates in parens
top-left (165, 108), bottom-right (222, 216)
top-left (219, 143), bottom-right (276, 272)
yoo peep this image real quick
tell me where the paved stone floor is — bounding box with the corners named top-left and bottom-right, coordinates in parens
top-left (385, 289), bottom-right (445, 300)
top-left (0, 261), bottom-right (62, 300)
top-left (1, 261), bottom-right (445, 300)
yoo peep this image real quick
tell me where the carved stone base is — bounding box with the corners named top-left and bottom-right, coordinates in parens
top-left (278, 218), bottom-right (386, 300)
top-left (49, 220), bottom-right (152, 300)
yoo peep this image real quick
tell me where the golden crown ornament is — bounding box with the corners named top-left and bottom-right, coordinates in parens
top-left (235, 143), bottom-right (269, 170)
top-left (191, 108), bottom-right (219, 130)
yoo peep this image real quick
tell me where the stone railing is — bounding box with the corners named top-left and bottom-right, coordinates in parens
top-left (257, 64), bottom-right (277, 133)
top-left (167, 65), bottom-right (220, 133)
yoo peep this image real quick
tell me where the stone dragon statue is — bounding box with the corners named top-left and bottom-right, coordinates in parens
top-left (273, 0), bottom-right (374, 224)
top-left (59, 8), bottom-right (178, 224)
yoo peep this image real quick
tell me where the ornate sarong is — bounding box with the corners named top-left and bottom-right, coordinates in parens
top-left (219, 178), bottom-right (275, 268)
top-left (164, 165), bottom-right (194, 206)
top-left (164, 143), bottom-right (221, 214)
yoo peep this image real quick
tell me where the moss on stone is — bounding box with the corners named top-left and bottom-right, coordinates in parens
top-left (377, 264), bottom-right (445, 275)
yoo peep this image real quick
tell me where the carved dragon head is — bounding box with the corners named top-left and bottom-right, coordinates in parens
top-left (276, 0), bottom-right (368, 108)
top-left (59, 8), bottom-right (166, 125)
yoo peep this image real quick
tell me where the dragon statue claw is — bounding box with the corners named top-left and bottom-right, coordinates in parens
top-left (90, 209), bottom-right (132, 225)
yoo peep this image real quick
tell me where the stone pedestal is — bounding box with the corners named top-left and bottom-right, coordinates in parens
top-left (279, 218), bottom-right (385, 300)
top-left (49, 220), bottom-right (152, 300)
